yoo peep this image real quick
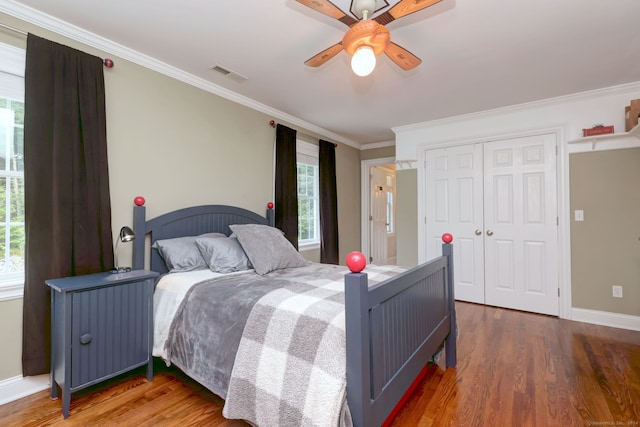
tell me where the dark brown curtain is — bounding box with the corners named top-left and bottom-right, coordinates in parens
top-left (22, 34), bottom-right (114, 376)
top-left (319, 140), bottom-right (339, 264)
top-left (274, 124), bottom-right (299, 249)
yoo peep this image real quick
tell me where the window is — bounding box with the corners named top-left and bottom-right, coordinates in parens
top-left (0, 42), bottom-right (26, 300)
top-left (297, 141), bottom-right (320, 249)
top-left (386, 192), bottom-right (394, 233)
top-left (386, 174), bottom-right (395, 234)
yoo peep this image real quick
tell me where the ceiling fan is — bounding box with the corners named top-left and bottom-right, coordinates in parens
top-left (296, 0), bottom-right (442, 76)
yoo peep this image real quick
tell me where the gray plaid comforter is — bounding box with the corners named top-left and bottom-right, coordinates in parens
top-left (222, 262), bottom-right (406, 427)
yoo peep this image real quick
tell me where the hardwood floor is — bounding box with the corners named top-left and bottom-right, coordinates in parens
top-left (1, 302), bottom-right (638, 426)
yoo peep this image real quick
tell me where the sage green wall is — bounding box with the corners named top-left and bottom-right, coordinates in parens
top-left (0, 299), bottom-right (22, 379)
top-left (0, 13), bottom-right (361, 380)
top-left (337, 143), bottom-right (362, 262)
top-left (569, 148), bottom-right (640, 316)
top-left (396, 169), bottom-right (418, 267)
top-left (360, 146), bottom-right (395, 161)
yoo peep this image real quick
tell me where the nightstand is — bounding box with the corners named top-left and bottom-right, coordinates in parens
top-left (46, 269), bottom-right (159, 418)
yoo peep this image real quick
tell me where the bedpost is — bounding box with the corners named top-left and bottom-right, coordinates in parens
top-left (266, 202), bottom-right (275, 227)
top-left (345, 271), bottom-right (371, 427)
top-left (132, 205), bottom-right (145, 270)
top-left (442, 241), bottom-right (457, 368)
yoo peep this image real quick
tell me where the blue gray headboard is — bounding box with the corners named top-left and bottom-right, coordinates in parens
top-left (132, 204), bottom-right (275, 274)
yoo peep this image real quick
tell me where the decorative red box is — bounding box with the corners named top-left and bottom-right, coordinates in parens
top-left (582, 125), bottom-right (614, 137)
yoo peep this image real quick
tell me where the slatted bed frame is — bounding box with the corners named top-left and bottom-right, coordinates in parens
top-left (131, 203), bottom-right (456, 427)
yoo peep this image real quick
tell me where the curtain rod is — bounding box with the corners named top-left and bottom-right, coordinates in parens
top-left (0, 23), bottom-right (116, 68)
top-left (0, 22), bottom-right (28, 36)
top-left (268, 120), bottom-right (337, 147)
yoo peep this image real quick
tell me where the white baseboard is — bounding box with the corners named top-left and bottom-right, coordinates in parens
top-left (0, 374), bottom-right (49, 406)
top-left (571, 307), bottom-right (640, 331)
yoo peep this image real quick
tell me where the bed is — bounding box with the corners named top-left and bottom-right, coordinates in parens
top-left (131, 202), bottom-right (456, 427)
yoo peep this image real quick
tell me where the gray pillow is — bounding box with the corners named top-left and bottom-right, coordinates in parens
top-left (229, 224), bottom-right (308, 275)
top-left (152, 232), bottom-right (226, 272)
top-left (196, 236), bottom-right (252, 274)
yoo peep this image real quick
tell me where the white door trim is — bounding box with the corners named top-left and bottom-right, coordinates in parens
top-left (417, 125), bottom-right (572, 319)
top-left (361, 157), bottom-right (395, 263)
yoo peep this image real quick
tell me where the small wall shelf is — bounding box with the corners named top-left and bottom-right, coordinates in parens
top-left (568, 123), bottom-right (640, 152)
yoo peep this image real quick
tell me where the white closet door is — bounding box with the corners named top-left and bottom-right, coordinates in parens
top-left (483, 134), bottom-right (559, 315)
top-left (425, 144), bottom-right (485, 304)
top-left (424, 133), bottom-right (559, 315)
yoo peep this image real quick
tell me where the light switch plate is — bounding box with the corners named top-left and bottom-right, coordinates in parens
top-left (574, 210), bottom-right (584, 221)
top-left (612, 285), bottom-right (623, 298)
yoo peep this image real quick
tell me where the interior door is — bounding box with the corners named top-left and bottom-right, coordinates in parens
top-left (371, 166), bottom-right (387, 265)
top-left (425, 144), bottom-right (485, 304)
top-left (370, 166), bottom-right (394, 265)
top-left (483, 134), bottom-right (559, 315)
top-left (424, 133), bottom-right (559, 315)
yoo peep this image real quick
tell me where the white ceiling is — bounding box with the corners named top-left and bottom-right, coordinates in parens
top-left (2, 0), bottom-right (640, 148)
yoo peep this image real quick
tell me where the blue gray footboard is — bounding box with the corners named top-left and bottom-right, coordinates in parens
top-left (345, 242), bottom-right (455, 427)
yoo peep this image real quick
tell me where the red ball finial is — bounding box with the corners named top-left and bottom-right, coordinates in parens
top-left (267, 202), bottom-right (274, 209)
top-left (346, 251), bottom-right (366, 273)
top-left (134, 196), bottom-right (146, 206)
top-left (442, 233), bottom-right (453, 243)
top-left (103, 58), bottom-right (114, 68)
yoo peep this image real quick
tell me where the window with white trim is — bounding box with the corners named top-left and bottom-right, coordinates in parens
top-left (297, 141), bottom-right (320, 249)
top-left (0, 42), bottom-right (26, 300)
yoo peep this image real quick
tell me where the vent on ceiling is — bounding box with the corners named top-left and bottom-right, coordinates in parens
top-left (209, 64), bottom-right (248, 83)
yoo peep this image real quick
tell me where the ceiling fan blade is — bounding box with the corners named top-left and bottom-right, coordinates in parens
top-left (296, 0), bottom-right (358, 26)
top-left (304, 43), bottom-right (344, 67)
top-left (384, 42), bottom-right (422, 70)
top-left (375, 0), bottom-right (442, 24)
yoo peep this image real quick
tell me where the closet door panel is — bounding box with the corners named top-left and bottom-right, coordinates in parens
top-left (484, 134), bottom-right (558, 315)
top-left (426, 144), bottom-right (484, 304)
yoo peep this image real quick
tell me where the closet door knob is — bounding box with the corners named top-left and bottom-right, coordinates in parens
top-left (486, 230), bottom-right (494, 236)
top-left (475, 229), bottom-right (482, 236)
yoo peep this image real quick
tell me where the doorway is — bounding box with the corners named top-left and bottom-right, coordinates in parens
top-left (361, 157), bottom-right (397, 266)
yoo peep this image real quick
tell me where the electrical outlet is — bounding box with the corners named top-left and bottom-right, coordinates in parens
top-left (612, 285), bottom-right (623, 298)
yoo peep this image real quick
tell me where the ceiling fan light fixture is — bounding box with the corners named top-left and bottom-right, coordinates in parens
top-left (352, 0), bottom-right (377, 19)
top-left (351, 45), bottom-right (376, 76)
top-left (297, 0), bottom-right (427, 73)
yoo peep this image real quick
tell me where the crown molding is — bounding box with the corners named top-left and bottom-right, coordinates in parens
top-left (393, 81), bottom-right (640, 134)
top-left (360, 139), bottom-right (395, 150)
top-left (0, 0), bottom-right (364, 150)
